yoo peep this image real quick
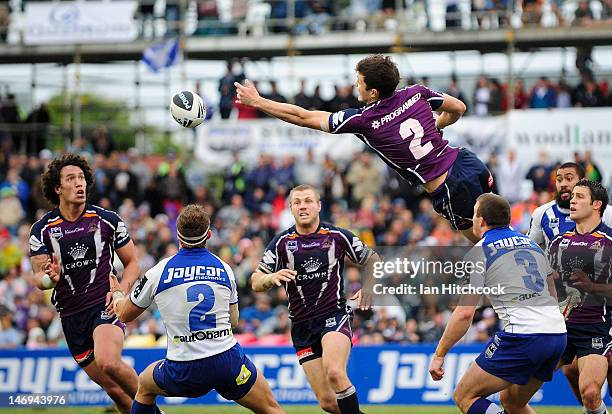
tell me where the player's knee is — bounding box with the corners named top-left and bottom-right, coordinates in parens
top-left (98, 358), bottom-right (122, 378)
top-left (325, 365), bottom-right (347, 388)
top-left (499, 392), bottom-right (522, 414)
top-left (580, 383), bottom-right (602, 409)
top-left (319, 396), bottom-right (338, 413)
top-left (452, 388), bottom-right (469, 412)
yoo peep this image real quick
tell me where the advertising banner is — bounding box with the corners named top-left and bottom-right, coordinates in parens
top-left (24, 1), bottom-right (138, 45)
top-left (0, 345), bottom-right (583, 406)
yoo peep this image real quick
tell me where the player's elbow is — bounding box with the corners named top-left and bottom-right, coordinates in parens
top-left (457, 99), bottom-right (467, 115)
top-left (454, 306), bottom-right (475, 321)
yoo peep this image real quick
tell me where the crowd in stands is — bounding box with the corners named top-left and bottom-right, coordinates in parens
top-left (2, 0), bottom-right (612, 44)
top-left (0, 122), bottom-right (607, 349)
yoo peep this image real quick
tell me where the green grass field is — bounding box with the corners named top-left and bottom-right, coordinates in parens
top-left (0, 405), bottom-right (579, 414)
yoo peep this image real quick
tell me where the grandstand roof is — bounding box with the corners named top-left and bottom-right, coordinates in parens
top-left (1, 26), bottom-right (611, 64)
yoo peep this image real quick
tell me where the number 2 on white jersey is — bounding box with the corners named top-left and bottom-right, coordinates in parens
top-left (400, 118), bottom-right (433, 160)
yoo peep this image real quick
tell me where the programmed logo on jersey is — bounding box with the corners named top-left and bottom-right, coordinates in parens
top-left (327, 85), bottom-right (458, 186)
top-left (130, 247), bottom-right (238, 361)
top-left (258, 223), bottom-right (373, 324)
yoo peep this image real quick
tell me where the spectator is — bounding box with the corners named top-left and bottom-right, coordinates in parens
top-left (0, 4), bottom-right (9, 43)
top-left (530, 77), bottom-right (557, 108)
top-left (583, 151), bottom-right (602, 182)
top-left (346, 152), bottom-right (383, 207)
top-left (445, 75), bottom-right (468, 112)
top-left (556, 79), bottom-right (573, 108)
top-left (522, 0), bottom-right (543, 25)
top-left (488, 78), bottom-right (505, 114)
top-left (573, 77), bottom-right (606, 107)
top-left (497, 149), bottom-right (524, 204)
top-left (511, 79), bottom-right (528, 109)
top-left (294, 79), bottom-right (313, 108)
top-left (526, 151), bottom-right (552, 193)
top-left (0, 188), bottom-right (24, 234)
top-left (473, 76), bottom-right (491, 116)
top-left (295, 147), bottom-right (323, 188)
top-left (0, 307), bottom-right (22, 348)
top-left (573, 0), bottom-right (594, 25)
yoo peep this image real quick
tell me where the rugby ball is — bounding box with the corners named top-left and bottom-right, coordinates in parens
top-left (170, 91), bottom-right (206, 128)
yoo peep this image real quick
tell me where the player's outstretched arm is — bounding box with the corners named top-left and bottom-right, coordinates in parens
top-left (109, 274), bottom-right (146, 322)
top-left (235, 80), bottom-right (332, 131)
top-left (435, 93), bottom-right (467, 130)
top-left (251, 269), bottom-right (297, 292)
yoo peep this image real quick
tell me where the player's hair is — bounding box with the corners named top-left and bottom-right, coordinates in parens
top-left (288, 184), bottom-right (320, 205)
top-left (475, 193), bottom-right (511, 228)
top-left (557, 162), bottom-right (585, 179)
top-left (574, 179), bottom-right (608, 217)
top-left (176, 204), bottom-right (211, 249)
top-left (42, 153), bottom-right (94, 206)
top-left (355, 54), bottom-right (400, 99)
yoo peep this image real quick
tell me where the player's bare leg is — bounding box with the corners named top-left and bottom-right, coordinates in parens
top-left (93, 324), bottom-right (139, 398)
top-left (236, 368), bottom-right (285, 414)
top-left (578, 354), bottom-right (608, 412)
top-left (130, 360), bottom-right (167, 414)
top-left (453, 362), bottom-right (511, 414)
top-left (499, 377), bottom-right (544, 414)
top-left (302, 358), bottom-right (340, 413)
top-left (83, 360), bottom-right (133, 414)
top-left (322, 331), bottom-right (362, 414)
top-left (561, 358), bottom-right (584, 405)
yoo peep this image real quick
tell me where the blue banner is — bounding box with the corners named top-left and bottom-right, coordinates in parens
top-left (0, 345), bottom-right (583, 406)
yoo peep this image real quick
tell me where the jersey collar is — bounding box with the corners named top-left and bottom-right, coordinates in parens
top-left (56, 203), bottom-right (90, 223)
top-left (575, 220), bottom-right (604, 236)
top-left (483, 226), bottom-right (511, 238)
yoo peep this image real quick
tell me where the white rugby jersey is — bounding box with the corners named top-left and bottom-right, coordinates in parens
top-left (467, 226), bottom-right (566, 335)
top-left (130, 247), bottom-right (238, 361)
top-left (529, 201), bottom-right (612, 248)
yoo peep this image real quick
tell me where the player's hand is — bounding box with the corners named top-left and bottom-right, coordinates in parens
top-left (234, 79), bottom-right (261, 107)
top-left (271, 269), bottom-right (297, 286)
top-left (429, 355), bottom-right (445, 381)
top-left (570, 271), bottom-right (594, 293)
top-left (349, 289), bottom-right (373, 311)
top-left (44, 255), bottom-right (61, 284)
top-left (559, 286), bottom-right (581, 320)
top-left (107, 273), bottom-right (124, 317)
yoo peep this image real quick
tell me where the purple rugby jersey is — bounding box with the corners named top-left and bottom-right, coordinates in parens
top-left (258, 222), bottom-right (373, 324)
top-left (328, 84), bottom-right (459, 186)
top-left (29, 204), bottom-right (131, 317)
top-left (548, 222), bottom-right (612, 324)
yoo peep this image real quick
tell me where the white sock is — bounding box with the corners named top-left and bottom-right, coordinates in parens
top-left (485, 403), bottom-right (504, 414)
top-left (583, 401), bottom-right (607, 414)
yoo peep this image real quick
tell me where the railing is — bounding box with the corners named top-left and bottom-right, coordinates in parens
top-left (2, 0), bottom-right (611, 45)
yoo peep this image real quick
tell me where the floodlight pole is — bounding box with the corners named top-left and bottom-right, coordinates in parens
top-left (506, 2), bottom-right (515, 111)
top-left (62, 63), bottom-right (71, 151)
top-left (73, 48), bottom-right (82, 145)
top-left (134, 60), bottom-right (145, 154)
